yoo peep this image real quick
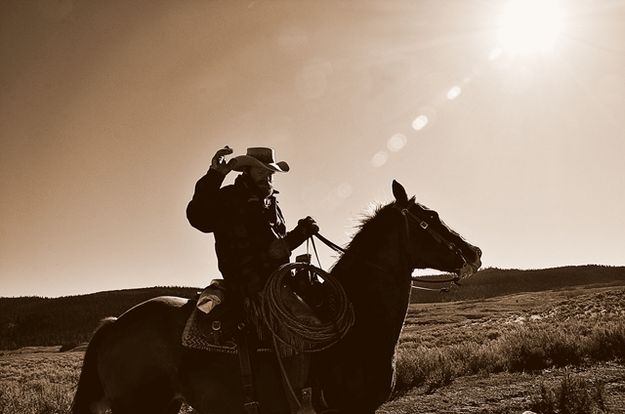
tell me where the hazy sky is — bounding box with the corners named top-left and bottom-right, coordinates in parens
top-left (2, 0), bottom-right (624, 297)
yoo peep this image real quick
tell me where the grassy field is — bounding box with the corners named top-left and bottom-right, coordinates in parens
top-left (0, 347), bottom-right (82, 414)
top-left (382, 284), bottom-right (625, 413)
top-left (396, 284), bottom-right (625, 390)
top-left (1, 284), bottom-right (624, 413)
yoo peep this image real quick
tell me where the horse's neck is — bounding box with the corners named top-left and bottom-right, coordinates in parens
top-left (322, 209), bottom-right (414, 407)
top-left (332, 211), bottom-right (412, 343)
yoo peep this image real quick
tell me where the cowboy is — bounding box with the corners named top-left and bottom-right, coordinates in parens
top-left (187, 146), bottom-right (319, 312)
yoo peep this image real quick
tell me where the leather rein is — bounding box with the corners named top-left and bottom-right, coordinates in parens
top-left (312, 204), bottom-right (467, 292)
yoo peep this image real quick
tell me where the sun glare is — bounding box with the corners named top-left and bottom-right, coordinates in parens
top-left (497, 0), bottom-right (564, 56)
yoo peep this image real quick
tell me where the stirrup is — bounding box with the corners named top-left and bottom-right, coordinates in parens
top-left (296, 387), bottom-right (316, 414)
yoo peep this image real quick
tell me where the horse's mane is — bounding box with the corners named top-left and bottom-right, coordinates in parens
top-left (329, 195), bottom-right (419, 276)
top-left (327, 201), bottom-right (401, 276)
top-left (343, 202), bottom-right (393, 252)
top-left (341, 195), bottom-right (415, 253)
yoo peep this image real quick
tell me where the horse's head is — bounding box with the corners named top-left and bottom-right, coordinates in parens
top-left (392, 180), bottom-right (482, 280)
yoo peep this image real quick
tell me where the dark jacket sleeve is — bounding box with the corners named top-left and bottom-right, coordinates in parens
top-left (284, 227), bottom-right (308, 251)
top-left (186, 168), bottom-right (227, 233)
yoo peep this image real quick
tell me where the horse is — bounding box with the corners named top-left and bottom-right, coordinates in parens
top-left (71, 180), bottom-right (482, 414)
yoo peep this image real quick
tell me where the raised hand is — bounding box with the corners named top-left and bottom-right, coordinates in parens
top-left (210, 146), bottom-right (236, 175)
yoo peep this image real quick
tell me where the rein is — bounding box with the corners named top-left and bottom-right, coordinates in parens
top-left (314, 233), bottom-right (344, 255)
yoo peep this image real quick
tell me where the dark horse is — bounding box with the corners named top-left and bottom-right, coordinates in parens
top-left (72, 181), bottom-right (481, 414)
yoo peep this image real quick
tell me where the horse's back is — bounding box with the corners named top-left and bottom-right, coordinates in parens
top-left (96, 296), bottom-right (194, 400)
top-left (104, 295), bottom-right (193, 350)
top-left (119, 295), bottom-right (191, 317)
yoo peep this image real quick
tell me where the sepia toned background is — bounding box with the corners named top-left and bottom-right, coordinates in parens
top-left (2, 0), bottom-right (624, 297)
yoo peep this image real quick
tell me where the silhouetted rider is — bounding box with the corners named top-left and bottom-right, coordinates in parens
top-left (187, 146), bottom-right (318, 312)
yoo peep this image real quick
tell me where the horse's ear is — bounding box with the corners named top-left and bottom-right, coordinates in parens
top-left (392, 180), bottom-right (408, 206)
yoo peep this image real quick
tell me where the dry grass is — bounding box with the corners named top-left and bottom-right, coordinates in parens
top-left (394, 286), bottom-right (625, 393)
top-left (1, 285), bottom-right (624, 413)
top-left (395, 319), bottom-right (625, 393)
top-left (0, 351), bottom-right (82, 414)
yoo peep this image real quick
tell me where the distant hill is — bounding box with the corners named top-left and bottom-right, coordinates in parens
top-left (2, 265), bottom-right (624, 350)
top-left (0, 286), bottom-right (199, 350)
top-left (410, 265), bottom-right (625, 303)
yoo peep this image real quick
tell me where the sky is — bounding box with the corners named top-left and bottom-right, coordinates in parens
top-left (1, 0), bottom-right (624, 297)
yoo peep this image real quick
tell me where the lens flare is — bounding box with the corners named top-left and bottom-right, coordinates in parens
top-left (412, 115), bottom-right (428, 131)
top-left (371, 151), bottom-right (388, 168)
top-left (447, 86), bottom-right (462, 100)
top-left (387, 133), bottom-right (407, 152)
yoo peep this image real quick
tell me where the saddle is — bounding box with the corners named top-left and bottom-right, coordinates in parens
top-left (182, 285), bottom-right (321, 353)
top-left (182, 294), bottom-right (242, 354)
top-left (181, 280), bottom-right (319, 414)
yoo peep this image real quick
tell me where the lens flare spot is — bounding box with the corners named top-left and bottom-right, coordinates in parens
top-left (336, 183), bottom-right (353, 199)
top-left (371, 151), bottom-right (388, 168)
top-left (295, 60), bottom-right (333, 99)
top-left (447, 86), bottom-right (462, 100)
top-left (387, 133), bottom-right (407, 152)
top-left (412, 115), bottom-right (429, 131)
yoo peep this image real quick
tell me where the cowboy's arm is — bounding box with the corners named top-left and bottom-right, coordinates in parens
top-left (187, 146), bottom-right (237, 232)
top-left (283, 216), bottom-right (320, 251)
top-left (186, 169), bottom-right (227, 233)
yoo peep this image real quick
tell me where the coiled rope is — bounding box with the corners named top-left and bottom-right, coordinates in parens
top-left (259, 262), bottom-right (354, 356)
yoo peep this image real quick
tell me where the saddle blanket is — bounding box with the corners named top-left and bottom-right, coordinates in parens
top-left (182, 301), bottom-right (239, 354)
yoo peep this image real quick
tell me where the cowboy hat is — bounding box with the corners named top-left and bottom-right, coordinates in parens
top-left (232, 147), bottom-right (290, 173)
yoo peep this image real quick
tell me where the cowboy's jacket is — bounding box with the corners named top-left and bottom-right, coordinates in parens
top-left (187, 169), bottom-right (307, 297)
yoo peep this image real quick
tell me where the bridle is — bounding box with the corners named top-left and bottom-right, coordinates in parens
top-left (396, 204), bottom-right (465, 289)
top-left (312, 203), bottom-right (471, 292)
top-left (398, 206), bottom-right (466, 264)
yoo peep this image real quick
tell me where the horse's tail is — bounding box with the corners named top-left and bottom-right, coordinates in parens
top-left (71, 317), bottom-right (117, 414)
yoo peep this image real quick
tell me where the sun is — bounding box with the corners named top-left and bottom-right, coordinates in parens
top-left (497, 0), bottom-right (564, 56)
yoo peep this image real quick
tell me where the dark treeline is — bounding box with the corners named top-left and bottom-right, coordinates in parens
top-left (0, 286), bottom-right (199, 350)
top-left (410, 264), bottom-right (625, 303)
top-left (2, 265), bottom-right (624, 350)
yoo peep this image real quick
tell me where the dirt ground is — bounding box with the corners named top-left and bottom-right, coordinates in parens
top-left (379, 361), bottom-right (625, 414)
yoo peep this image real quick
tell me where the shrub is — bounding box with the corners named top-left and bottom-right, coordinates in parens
top-left (394, 320), bottom-right (625, 394)
top-left (394, 345), bottom-right (461, 393)
top-left (498, 325), bottom-right (588, 371)
top-left (529, 374), bottom-right (606, 414)
top-left (587, 323), bottom-right (625, 361)
top-left (499, 327), bottom-right (550, 371)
